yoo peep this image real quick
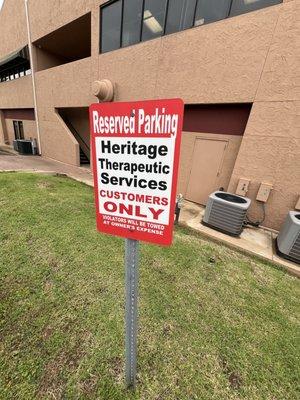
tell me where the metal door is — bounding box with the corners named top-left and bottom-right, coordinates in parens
top-left (186, 138), bottom-right (227, 205)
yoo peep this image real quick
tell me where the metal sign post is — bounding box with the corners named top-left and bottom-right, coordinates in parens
top-left (125, 238), bottom-right (140, 388)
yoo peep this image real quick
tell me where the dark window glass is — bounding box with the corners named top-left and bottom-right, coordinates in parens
top-left (13, 121), bottom-right (24, 140)
top-left (142, 0), bottom-right (168, 42)
top-left (122, 0), bottom-right (144, 47)
top-left (194, 0), bottom-right (231, 26)
top-left (101, 0), bottom-right (122, 53)
top-left (18, 121), bottom-right (24, 139)
top-left (230, 0), bottom-right (282, 17)
top-left (165, 0), bottom-right (197, 35)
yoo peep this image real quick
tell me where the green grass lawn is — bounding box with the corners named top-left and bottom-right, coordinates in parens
top-left (0, 172), bottom-right (299, 400)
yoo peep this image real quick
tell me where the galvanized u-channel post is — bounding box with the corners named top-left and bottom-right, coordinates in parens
top-left (125, 238), bottom-right (140, 388)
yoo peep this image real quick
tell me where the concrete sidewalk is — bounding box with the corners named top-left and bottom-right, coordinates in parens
top-left (180, 201), bottom-right (300, 278)
top-left (0, 149), bottom-right (93, 186)
top-left (0, 149), bottom-right (299, 277)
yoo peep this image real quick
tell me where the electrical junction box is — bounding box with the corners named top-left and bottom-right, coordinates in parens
top-left (295, 197), bottom-right (300, 211)
top-left (256, 183), bottom-right (273, 202)
top-left (236, 178), bottom-right (250, 197)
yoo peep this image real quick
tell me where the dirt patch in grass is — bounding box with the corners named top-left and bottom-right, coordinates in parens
top-left (79, 374), bottom-right (98, 396)
top-left (220, 357), bottom-right (243, 390)
top-left (48, 256), bottom-right (61, 272)
top-left (42, 325), bottom-right (53, 340)
top-left (37, 353), bottom-right (67, 399)
top-left (162, 322), bottom-right (175, 337)
top-left (36, 181), bottom-right (53, 189)
top-left (44, 279), bottom-right (53, 293)
top-left (37, 346), bottom-right (85, 399)
top-left (109, 356), bottom-right (124, 384)
top-left (228, 371), bottom-right (243, 390)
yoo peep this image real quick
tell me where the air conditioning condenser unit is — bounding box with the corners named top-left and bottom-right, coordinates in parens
top-left (276, 211), bottom-right (300, 264)
top-left (202, 191), bottom-right (251, 236)
top-left (13, 140), bottom-right (19, 152)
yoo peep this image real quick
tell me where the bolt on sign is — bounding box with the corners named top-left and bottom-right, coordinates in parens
top-left (89, 99), bottom-right (184, 246)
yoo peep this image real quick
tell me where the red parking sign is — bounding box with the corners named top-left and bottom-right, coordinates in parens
top-left (89, 99), bottom-right (184, 245)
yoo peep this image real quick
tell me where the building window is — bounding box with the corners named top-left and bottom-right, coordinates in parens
top-left (165, 0), bottom-right (197, 35)
top-left (229, 0), bottom-right (282, 17)
top-left (101, 0), bottom-right (122, 53)
top-left (195, 0), bottom-right (231, 27)
top-left (100, 0), bottom-right (283, 54)
top-left (122, 0), bottom-right (144, 47)
top-left (13, 121), bottom-right (24, 140)
top-left (142, 0), bottom-right (168, 41)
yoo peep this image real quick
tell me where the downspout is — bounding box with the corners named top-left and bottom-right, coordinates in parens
top-left (24, 0), bottom-right (42, 155)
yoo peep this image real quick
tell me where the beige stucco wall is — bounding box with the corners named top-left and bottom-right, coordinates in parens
top-left (28, 0), bottom-right (94, 42)
top-left (38, 111), bottom-right (80, 166)
top-left (34, 57), bottom-right (94, 165)
top-left (228, 101), bottom-right (300, 229)
top-left (0, 76), bottom-right (34, 109)
top-left (0, 0), bottom-right (28, 56)
top-left (33, 47), bottom-right (68, 72)
top-left (0, 0), bottom-right (298, 230)
top-left (59, 108), bottom-right (90, 147)
top-left (228, 0), bottom-right (300, 229)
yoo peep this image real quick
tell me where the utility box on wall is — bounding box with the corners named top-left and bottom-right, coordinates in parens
top-left (236, 178), bottom-right (250, 196)
top-left (256, 183), bottom-right (273, 203)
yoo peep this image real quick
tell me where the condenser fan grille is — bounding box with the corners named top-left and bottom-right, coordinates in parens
top-left (289, 234), bottom-right (300, 260)
top-left (209, 203), bottom-right (248, 235)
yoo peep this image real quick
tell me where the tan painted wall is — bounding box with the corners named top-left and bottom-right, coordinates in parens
top-left (38, 110), bottom-right (80, 166)
top-left (35, 57), bottom-right (94, 109)
top-left (5, 119), bottom-right (37, 144)
top-left (0, 0), bottom-right (298, 230)
top-left (228, 0), bottom-right (300, 229)
top-left (0, 76), bottom-right (34, 109)
top-left (178, 132), bottom-right (242, 196)
top-left (33, 47), bottom-right (68, 72)
top-left (228, 101), bottom-right (300, 230)
top-left (59, 108), bottom-right (90, 147)
top-left (34, 57), bottom-right (94, 164)
top-left (0, 0), bottom-right (28, 56)
top-left (28, 0), bottom-right (94, 42)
